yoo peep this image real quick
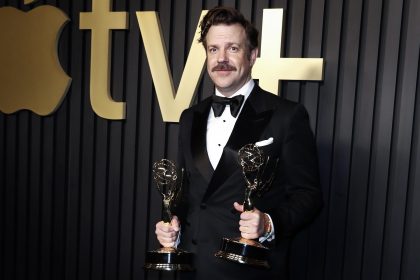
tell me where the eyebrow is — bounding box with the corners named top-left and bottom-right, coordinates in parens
top-left (207, 42), bottom-right (241, 49)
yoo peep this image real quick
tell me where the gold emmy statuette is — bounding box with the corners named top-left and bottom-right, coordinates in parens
top-left (144, 159), bottom-right (193, 271)
top-left (215, 144), bottom-right (277, 268)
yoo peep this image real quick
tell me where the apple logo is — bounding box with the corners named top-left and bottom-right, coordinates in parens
top-left (0, 4), bottom-right (72, 116)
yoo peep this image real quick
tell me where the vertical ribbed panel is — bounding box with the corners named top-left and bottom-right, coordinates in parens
top-left (0, 0), bottom-right (419, 279)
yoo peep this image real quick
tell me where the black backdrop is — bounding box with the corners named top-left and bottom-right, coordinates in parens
top-left (1, 0), bottom-right (420, 279)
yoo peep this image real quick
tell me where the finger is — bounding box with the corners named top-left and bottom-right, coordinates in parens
top-left (155, 221), bottom-right (166, 232)
top-left (158, 234), bottom-right (177, 243)
top-left (239, 223), bottom-right (259, 233)
top-left (156, 227), bottom-right (179, 239)
top-left (156, 222), bottom-right (173, 233)
top-left (156, 222), bottom-right (179, 235)
top-left (241, 232), bottom-right (259, 240)
top-left (156, 229), bottom-right (178, 244)
top-left (171, 216), bottom-right (180, 231)
top-left (233, 202), bottom-right (244, 213)
top-left (156, 228), bottom-right (178, 238)
top-left (240, 211), bottom-right (259, 222)
top-left (156, 233), bottom-right (176, 247)
top-left (242, 208), bottom-right (263, 220)
top-left (240, 211), bottom-right (251, 220)
top-left (158, 239), bottom-right (175, 248)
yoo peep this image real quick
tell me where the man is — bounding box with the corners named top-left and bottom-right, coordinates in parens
top-left (155, 6), bottom-right (322, 279)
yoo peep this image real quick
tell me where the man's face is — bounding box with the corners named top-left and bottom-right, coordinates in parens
top-left (205, 24), bottom-right (258, 97)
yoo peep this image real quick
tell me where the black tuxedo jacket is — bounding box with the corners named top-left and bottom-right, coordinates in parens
top-left (175, 84), bottom-right (322, 280)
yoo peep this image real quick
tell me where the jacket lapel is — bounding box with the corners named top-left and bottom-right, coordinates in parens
top-left (190, 98), bottom-right (214, 184)
top-left (201, 86), bottom-right (274, 202)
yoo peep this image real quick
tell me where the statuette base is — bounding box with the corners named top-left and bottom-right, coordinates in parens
top-left (145, 247), bottom-right (194, 271)
top-left (215, 237), bottom-right (270, 269)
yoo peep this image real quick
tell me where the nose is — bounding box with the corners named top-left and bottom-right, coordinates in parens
top-left (217, 50), bottom-right (228, 63)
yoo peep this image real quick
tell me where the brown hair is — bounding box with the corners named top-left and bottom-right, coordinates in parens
top-left (198, 6), bottom-right (259, 54)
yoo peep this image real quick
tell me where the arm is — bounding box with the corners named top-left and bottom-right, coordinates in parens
top-left (270, 104), bottom-right (323, 239)
top-left (235, 104), bottom-right (322, 241)
top-left (155, 111), bottom-right (188, 248)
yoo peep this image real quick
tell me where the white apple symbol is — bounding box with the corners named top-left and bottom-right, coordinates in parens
top-left (0, 5), bottom-right (71, 115)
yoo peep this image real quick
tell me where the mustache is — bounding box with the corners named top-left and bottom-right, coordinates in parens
top-left (212, 63), bottom-right (237, 72)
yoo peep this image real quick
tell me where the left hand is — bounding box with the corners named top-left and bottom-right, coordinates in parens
top-left (234, 202), bottom-right (265, 239)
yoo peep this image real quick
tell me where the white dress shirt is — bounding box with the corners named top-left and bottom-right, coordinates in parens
top-left (206, 79), bottom-right (254, 169)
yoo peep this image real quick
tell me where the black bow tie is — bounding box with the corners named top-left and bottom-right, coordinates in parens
top-left (211, 95), bottom-right (245, 118)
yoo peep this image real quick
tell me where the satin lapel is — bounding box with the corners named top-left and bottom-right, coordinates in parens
top-left (202, 88), bottom-right (274, 202)
top-left (191, 99), bottom-right (214, 184)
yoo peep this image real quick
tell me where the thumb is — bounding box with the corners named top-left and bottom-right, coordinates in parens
top-left (171, 215), bottom-right (180, 231)
top-left (233, 202), bottom-right (244, 213)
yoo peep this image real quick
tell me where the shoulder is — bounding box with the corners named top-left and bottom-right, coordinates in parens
top-left (179, 95), bottom-right (212, 123)
top-left (253, 85), bottom-right (307, 117)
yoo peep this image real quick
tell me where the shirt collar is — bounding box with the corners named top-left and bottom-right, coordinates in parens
top-left (214, 79), bottom-right (255, 102)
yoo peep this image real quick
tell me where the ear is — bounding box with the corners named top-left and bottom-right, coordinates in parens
top-left (250, 48), bottom-right (259, 66)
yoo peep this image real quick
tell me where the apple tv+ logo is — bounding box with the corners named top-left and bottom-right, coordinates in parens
top-left (0, 1), bottom-right (324, 121)
top-left (0, 3), bottom-right (71, 116)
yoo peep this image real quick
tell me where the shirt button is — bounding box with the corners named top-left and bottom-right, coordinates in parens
top-left (200, 203), bottom-right (207, 209)
top-left (218, 144), bottom-right (221, 146)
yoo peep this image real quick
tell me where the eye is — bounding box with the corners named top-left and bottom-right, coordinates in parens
top-left (229, 46), bottom-right (239, 52)
top-left (208, 47), bottom-right (217, 54)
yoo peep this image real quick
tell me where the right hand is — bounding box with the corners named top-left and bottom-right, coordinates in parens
top-left (155, 215), bottom-right (180, 248)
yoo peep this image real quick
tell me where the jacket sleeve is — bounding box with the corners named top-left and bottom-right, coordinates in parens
top-left (173, 110), bottom-right (189, 223)
top-left (268, 104), bottom-right (323, 240)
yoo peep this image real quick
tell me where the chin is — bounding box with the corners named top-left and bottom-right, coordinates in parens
top-left (215, 84), bottom-right (234, 92)
top-left (213, 77), bottom-right (235, 87)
